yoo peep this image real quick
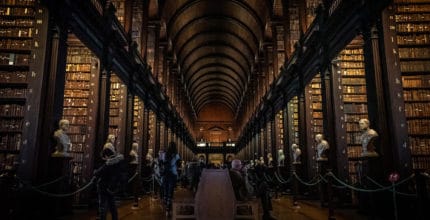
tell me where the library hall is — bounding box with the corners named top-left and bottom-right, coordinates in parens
top-left (0, 0), bottom-right (429, 219)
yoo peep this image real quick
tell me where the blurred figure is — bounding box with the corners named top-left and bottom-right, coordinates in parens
top-left (186, 156), bottom-right (203, 194)
top-left (229, 159), bottom-right (248, 201)
top-left (161, 142), bottom-right (181, 216)
top-left (94, 144), bottom-right (124, 220)
top-left (129, 142), bottom-right (139, 209)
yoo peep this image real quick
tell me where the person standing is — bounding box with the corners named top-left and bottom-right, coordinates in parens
top-left (129, 142), bottom-right (139, 209)
top-left (161, 142), bottom-right (181, 217)
top-left (94, 144), bottom-right (124, 220)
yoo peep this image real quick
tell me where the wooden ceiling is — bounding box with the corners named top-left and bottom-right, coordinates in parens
top-left (161, 0), bottom-right (271, 115)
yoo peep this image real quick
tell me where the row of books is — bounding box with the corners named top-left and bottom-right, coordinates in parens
top-left (405, 103), bottom-right (430, 117)
top-left (402, 75), bottom-right (430, 87)
top-left (397, 23), bottom-right (430, 32)
top-left (399, 48), bottom-right (430, 59)
top-left (1, 0), bottom-right (34, 5)
top-left (396, 4), bottom-right (430, 13)
top-left (0, 29), bottom-right (33, 38)
top-left (397, 34), bottom-right (429, 45)
top-left (0, 118), bottom-right (22, 130)
top-left (0, 19), bottom-right (33, 27)
top-left (0, 53), bottom-right (29, 65)
top-left (0, 71), bottom-right (28, 83)
top-left (395, 13), bottom-right (430, 22)
top-left (412, 157), bottom-right (430, 169)
top-left (0, 88), bottom-right (26, 98)
top-left (0, 104), bottom-right (24, 116)
top-left (0, 40), bottom-right (32, 51)
top-left (0, 133), bottom-right (21, 150)
top-left (403, 90), bottom-right (430, 101)
top-left (407, 119), bottom-right (430, 134)
top-left (0, 7), bottom-right (35, 16)
top-left (410, 138), bottom-right (430, 155)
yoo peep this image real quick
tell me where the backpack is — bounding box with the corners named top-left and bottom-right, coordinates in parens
top-left (159, 157), bottom-right (173, 176)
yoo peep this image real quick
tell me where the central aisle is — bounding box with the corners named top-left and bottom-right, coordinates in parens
top-left (60, 188), bottom-right (366, 220)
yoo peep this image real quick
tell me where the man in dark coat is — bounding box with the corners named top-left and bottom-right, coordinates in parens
top-left (94, 145), bottom-right (124, 220)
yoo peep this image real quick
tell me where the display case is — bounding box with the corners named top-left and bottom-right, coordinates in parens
top-left (394, 0), bottom-right (430, 170)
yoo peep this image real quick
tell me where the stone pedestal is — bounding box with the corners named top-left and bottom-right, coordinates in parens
top-left (292, 162), bottom-right (301, 206)
top-left (48, 156), bottom-right (73, 217)
top-left (317, 160), bottom-right (329, 206)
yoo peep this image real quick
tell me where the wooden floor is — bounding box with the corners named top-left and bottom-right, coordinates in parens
top-left (61, 187), bottom-right (367, 220)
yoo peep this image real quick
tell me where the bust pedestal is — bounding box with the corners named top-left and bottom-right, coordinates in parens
top-left (317, 160), bottom-right (329, 207)
top-left (292, 162), bottom-right (301, 206)
top-left (48, 155), bottom-right (73, 217)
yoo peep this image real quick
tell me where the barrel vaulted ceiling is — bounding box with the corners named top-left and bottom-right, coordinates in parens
top-left (162, 0), bottom-right (271, 116)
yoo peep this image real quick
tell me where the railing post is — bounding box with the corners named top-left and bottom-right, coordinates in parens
top-left (325, 168), bottom-right (335, 220)
top-left (292, 162), bottom-right (300, 207)
top-left (415, 169), bottom-right (428, 220)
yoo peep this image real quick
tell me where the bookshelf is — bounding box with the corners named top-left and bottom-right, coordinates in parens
top-left (309, 74), bottom-right (324, 141)
top-left (288, 96), bottom-right (299, 149)
top-left (277, 110), bottom-right (284, 148)
top-left (394, 0), bottom-right (430, 170)
top-left (109, 73), bottom-right (127, 153)
top-left (148, 110), bottom-right (156, 152)
top-left (306, 73), bottom-right (323, 173)
top-left (305, 0), bottom-right (322, 28)
top-left (63, 41), bottom-right (99, 202)
top-left (160, 121), bottom-right (165, 150)
top-left (111, 0), bottom-right (125, 26)
top-left (133, 96), bottom-right (144, 147)
top-left (337, 37), bottom-right (368, 184)
top-left (131, 0), bottom-right (143, 50)
top-left (289, 1), bottom-right (300, 53)
top-left (0, 0), bottom-right (35, 172)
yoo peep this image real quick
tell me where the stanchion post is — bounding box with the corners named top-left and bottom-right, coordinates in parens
top-left (358, 157), bottom-right (377, 219)
top-left (292, 162), bottom-right (300, 207)
top-left (326, 169), bottom-right (335, 220)
top-left (48, 156), bottom-right (73, 217)
top-left (318, 160), bottom-right (328, 207)
top-left (414, 169), bottom-right (427, 220)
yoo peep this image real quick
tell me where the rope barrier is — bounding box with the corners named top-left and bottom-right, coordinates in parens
top-left (24, 177), bottom-right (96, 198)
top-left (263, 173), bottom-right (273, 182)
top-left (366, 176), bottom-right (417, 197)
top-left (34, 176), bottom-right (67, 189)
top-left (327, 172), bottom-right (415, 193)
top-left (141, 175), bottom-right (154, 182)
top-left (274, 171), bottom-right (291, 184)
top-left (275, 171), bottom-right (289, 182)
top-left (128, 172), bottom-right (139, 183)
top-left (319, 174), bottom-right (346, 189)
top-left (292, 172), bottom-right (322, 186)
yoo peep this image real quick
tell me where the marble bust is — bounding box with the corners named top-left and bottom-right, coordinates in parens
top-left (291, 143), bottom-right (302, 164)
top-left (52, 119), bottom-right (71, 157)
top-left (129, 142), bottom-right (139, 165)
top-left (359, 119), bottom-right (379, 157)
top-left (277, 148), bottom-right (285, 166)
top-left (315, 134), bottom-right (329, 161)
top-left (146, 148), bottom-right (154, 164)
top-left (103, 134), bottom-right (116, 155)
